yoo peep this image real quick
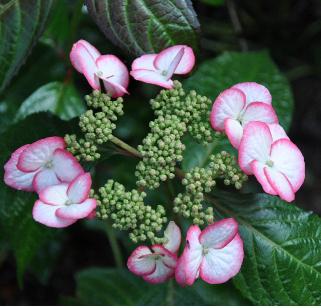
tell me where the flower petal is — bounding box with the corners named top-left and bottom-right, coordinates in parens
top-left (270, 139), bottom-right (305, 192)
top-left (127, 246), bottom-right (156, 276)
top-left (210, 88), bottom-right (246, 131)
top-left (130, 69), bottom-right (173, 89)
top-left (32, 169), bottom-right (60, 193)
top-left (4, 144), bottom-right (37, 191)
top-left (242, 102), bottom-right (278, 125)
top-left (103, 80), bottom-right (129, 98)
top-left (183, 225), bottom-right (203, 286)
top-left (56, 198), bottom-right (97, 220)
top-left (250, 160), bottom-right (277, 195)
top-left (200, 234), bottom-right (244, 284)
top-left (143, 259), bottom-right (174, 284)
top-left (232, 82), bottom-right (272, 106)
top-left (154, 45), bottom-right (195, 75)
top-left (163, 221), bottom-right (181, 254)
top-left (238, 122), bottom-right (272, 174)
top-left (52, 149), bottom-right (84, 182)
top-left (131, 54), bottom-right (157, 70)
top-left (264, 167), bottom-right (295, 202)
top-left (96, 55), bottom-right (129, 97)
top-left (32, 200), bottom-right (76, 228)
top-left (17, 137), bottom-right (65, 172)
top-left (67, 173), bottom-right (92, 204)
top-left (175, 252), bottom-right (188, 286)
top-left (268, 123), bottom-right (289, 142)
top-left (199, 218), bottom-right (238, 249)
top-left (70, 40), bottom-right (100, 73)
top-left (224, 118), bottom-right (244, 149)
top-left (39, 183), bottom-right (68, 205)
top-left (164, 47), bottom-right (184, 79)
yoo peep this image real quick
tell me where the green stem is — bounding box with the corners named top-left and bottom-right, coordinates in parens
top-left (110, 135), bottom-right (142, 158)
top-left (105, 222), bottom-right (123, 268)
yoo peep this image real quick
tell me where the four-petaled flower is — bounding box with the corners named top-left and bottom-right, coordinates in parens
top-left (238, 121), bottom-right (305, 202)
top-left (130, 45), bottom-right (195, 89)
top-left (127, 221), bottom-right (180, 283)
top-left (175, 218), bottom-right (243, 286)
top-left (210, 82), bottom-right (278, 149)
top-left (70, 39), bottom-right (129, 98)
top-left (33, 173), bottom-right (96, 228)
top-left (4, 137), bottom-right (84, 193)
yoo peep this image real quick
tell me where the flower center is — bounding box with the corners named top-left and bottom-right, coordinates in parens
top-left (266, 159), bottom-right (274, 167)
top-left (161, 70), bottom-right (168, 76)
top-left (96, 70), bottom-right (103, 77)
top-left (65, 199), bottom-right (73, 206)
top-left (202, 246), bottom-right (209, 256)
top-left (44, 160), bottom-right (53, 169)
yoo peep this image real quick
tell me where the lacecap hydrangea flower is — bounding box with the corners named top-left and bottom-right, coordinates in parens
top-left (130, 45), bottom-right (195, 89)
top-left (70, 39), bottom-right (129, 97)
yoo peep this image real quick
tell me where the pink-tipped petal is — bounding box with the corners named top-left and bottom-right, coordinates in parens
top-left (87, 210), bottom-right (96, 220)
top-left (130, 69), bottom-right (173, 89)
top-left (52, 149), bottom-right (84, 182)
top-left (70, 40), bottom-right (101, 73)
top-left (131, 54), bottom-right (157, 71)
top-left (143, 260), bottom-right (174, 284)
top-left (163, 221), bottom-right (181, 254)
top-left (127, 246), bottom-right (156, 276)
top-left (17, 137), bottom-right (65, 172)
top-left (224, 118), bottom-right (243, 149)
top-left (175, 253), bottom-right (188, 286)
top-left (250, 160), bottom-right (277, 195)
top-left (200, 218), bottom-right (238, 249)
top-left (210, 88), bottom-right (246, 131)
top-left (67, 173), bottom-right (92, 204)
top-left (39, 183), bottom-right (68, 206)
top-left (32, 200), bottom-right (76, 228)
top-left (165, 47), bottom-right (184, 79)
top-left (4, 145), bottom-right (36, 191)
top-left (96, 55), bottom-right (129, 97)
top-left (242, 102), bottom-right (278, 125)
top-left (238, 122), bottom-right (272, 174)
top-left (56, 198), bottom-right (97, 220)
top-left (270, 139), bottom-right (305, 192)
top-left (264, 167), bottom-right (295, 202)
top-left (232, 82), bottom-right (272, 106)
top-left (200, 234), bottom-right (244, 284)
top-left (154, 45), bottom-right (195, 75)
top-left (71, 42), bottom-right (100, 89)
top-left (268, 123), bottom-right (289, 142)
top-left (103, 79), bottom-right (129, 98)
top-left (184, 225), bottom-right (203, 286)
top-left (32, 169), bottom-right (60, 193)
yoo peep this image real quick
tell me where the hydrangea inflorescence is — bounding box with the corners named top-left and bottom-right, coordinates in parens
top-left (3, 41), bottom-right (306, 287)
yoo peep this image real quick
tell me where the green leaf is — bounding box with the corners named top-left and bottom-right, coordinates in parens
top-left (0, 0), bottom-right (53, 93)
top-left (85, 0), bottom-right (200, 56)
top-left (63, 267), bottom-right (249, 305)
top-left (15, 81), bottom-right (85, 121)
top-left (0, 113), bottom-right (73, 285)
top-left (184, 51), bottom-right (294, 131)
top-left (199, 0), bottom-right (225, 6)
top-left (209, 190), bottom-right (321, 305)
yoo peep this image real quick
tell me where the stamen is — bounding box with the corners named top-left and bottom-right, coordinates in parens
top-left (266, 160), bottom-right (274, 167)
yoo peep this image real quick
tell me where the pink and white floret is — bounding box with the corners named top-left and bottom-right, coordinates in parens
top-left (130, 45), bottom-right (195, 89)
top-left (33, 173), bottom-right (96, 228)
top-left (4, 137), bottom-right (84, 193)
top-left (70, 39), bottom-right (129, 98)
top-left (238, 121), bottom-right (305, 202)
top-left (127, 221), bottom-right (180, 284)
top-left (210, 82), bottom-right (278, 149)
top-left (175, 218), bottom-right (243, 286)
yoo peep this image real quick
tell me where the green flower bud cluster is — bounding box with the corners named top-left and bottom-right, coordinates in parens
top-left (95, 180), bottom-right (167, 243)
top-left (65, 90), bottom-right (124, 161)
top-left (135, 115), bottom-right (186, 189)
top-left (150, 80), bottom-right (213, 144)
top-left (173, 151), bottom-right (248, 225)
top-left (173, 167), bottom-right (215, 225)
